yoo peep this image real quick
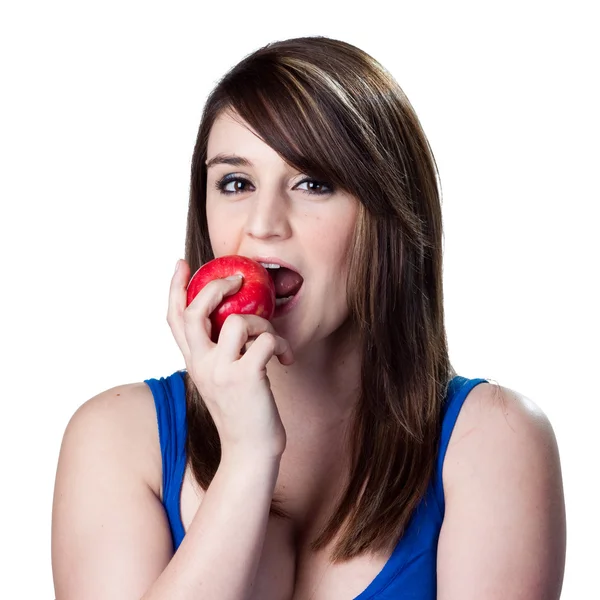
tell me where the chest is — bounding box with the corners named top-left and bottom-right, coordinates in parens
top-left (179, 465), bottom-right (394, 600)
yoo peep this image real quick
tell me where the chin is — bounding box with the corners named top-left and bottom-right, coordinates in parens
top-left (280, 320), bottom-right (351, 359)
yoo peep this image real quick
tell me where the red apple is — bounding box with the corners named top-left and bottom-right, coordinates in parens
top-left (186, 255), bottom-right (276, 342)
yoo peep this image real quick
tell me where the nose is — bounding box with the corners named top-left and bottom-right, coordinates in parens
top-left (243, 185), bottom-right (292, 241)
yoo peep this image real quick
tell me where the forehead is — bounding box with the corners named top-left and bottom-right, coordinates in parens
top-left (207, 110), bottom-right (280, 163)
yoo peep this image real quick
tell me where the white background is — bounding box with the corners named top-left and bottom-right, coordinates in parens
top-left (1, 1), bottom-right (597, 598)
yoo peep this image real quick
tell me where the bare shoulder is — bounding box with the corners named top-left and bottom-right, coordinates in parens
top-left (448, 383), bottom-right (553, 455)
top-left (438, 381), bottom-right (566, 599)
top-left (443, 380), bottom-right (561, 501)
top-left (52, 381), bottom-right (171, 599)
top-left (443, 381), bottom-right (557, 486)
top-left (62, 380), bottom-right (162, 498)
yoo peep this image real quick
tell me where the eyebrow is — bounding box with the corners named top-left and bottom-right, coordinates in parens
top-left (205, 153), bottom-right (254, 170)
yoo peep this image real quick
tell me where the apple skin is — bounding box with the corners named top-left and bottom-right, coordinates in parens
top-left (186, 255), bottom-right (276, 342)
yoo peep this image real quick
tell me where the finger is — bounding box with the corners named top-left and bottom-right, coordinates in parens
top-left (217, 313), bottom-right (294, 365)
top-left (183, 275), bottom-right (244, 355)
top-left (167, 259), bottom-right (192, 359)
top-left (216, 313), bottom-right (281, 362)
top-left (241, 330), bottom-right (295, 370)
top-left (241, 334), bottom-right (294, 366)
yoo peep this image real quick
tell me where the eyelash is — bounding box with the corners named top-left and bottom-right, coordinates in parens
top-left (214, 174), bottom-right (334, 196)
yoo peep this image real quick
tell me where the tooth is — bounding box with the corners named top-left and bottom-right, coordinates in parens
top-left (275, 296), bottom-right (294, 306)
top-left (260, 262), bottom-right (281, 269)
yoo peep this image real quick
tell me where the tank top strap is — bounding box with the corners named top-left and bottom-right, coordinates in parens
top-left (144, 369), bottom-right (188, 549)
top-left (433, 375), bottom-right (490, 515)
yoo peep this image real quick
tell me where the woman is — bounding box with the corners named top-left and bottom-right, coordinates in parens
top-left (51, 36), bottom-right (566, 599)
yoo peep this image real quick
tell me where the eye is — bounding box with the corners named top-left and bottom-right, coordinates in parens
top-left (215, 174), bottom-right (254, 195)
top-left (295, 178), bottom-right (334, 196)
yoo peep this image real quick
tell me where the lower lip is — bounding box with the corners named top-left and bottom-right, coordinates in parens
top-left (272, 282), bottom-right (304, 318)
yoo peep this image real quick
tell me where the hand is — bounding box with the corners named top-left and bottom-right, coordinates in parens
top-left (167, 259), bottom-right (294, 460)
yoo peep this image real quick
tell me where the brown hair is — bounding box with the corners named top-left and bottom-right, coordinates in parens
top-left (183, 36), bottom-right (456, 562)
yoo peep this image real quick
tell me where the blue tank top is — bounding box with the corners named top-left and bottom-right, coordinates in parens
top-left (144, 370), bottom-right (488, 599)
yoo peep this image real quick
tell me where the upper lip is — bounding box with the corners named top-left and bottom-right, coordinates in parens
top-left (251, 256), bottom-right (302, 275)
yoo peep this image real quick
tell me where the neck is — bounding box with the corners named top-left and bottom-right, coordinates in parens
top-left (266, 325), bottom-right (362, 440)
top-left (265, 327), bottom-right (362, 530)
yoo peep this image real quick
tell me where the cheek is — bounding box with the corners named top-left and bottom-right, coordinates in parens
top-left (307, 213), bottom-right (355, 286)
top-left (206, 206), bottom-right (238, 253)
top-left (313, 239), bottom-right (354, 318)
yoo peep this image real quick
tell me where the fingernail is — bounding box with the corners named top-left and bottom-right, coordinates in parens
top-left (226, 274), bottom-right (243, 281)
top-left (174, 259), bottom-right (180, 273)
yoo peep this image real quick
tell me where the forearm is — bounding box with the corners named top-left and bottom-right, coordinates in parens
top-left (142, 453), bottom-right (281, 600)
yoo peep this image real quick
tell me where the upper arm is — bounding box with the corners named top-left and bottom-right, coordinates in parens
top-left (52, 383), bottom-right (173, 600)
top-left (437, 383), bottom-right (566, 599)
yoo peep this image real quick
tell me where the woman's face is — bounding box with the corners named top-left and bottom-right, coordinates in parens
top-left (205, 109), bottom-right (359, 351)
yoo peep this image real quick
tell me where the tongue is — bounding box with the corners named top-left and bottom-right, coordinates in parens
top-left (271, 267), bottom-right (303, 298)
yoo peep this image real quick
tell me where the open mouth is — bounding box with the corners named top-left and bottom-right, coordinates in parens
top-left (266, 266), bottom-right (304, 306)
top-left (258, 261), bottom-right (304, 308)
